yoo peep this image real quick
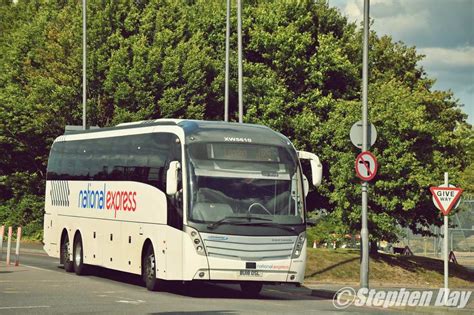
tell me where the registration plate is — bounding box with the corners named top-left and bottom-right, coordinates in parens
top-left (239, 270), bottom-right (262, 277)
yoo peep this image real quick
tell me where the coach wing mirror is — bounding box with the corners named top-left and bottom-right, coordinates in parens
top-left (298, 151), bottom-right (322, 187)
top-left (166, 161), bottom-right (181, 195)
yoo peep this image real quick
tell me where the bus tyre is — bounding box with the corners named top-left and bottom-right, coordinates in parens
top-left (143, 245), bottom-right (159, 291)
top-left (61, 234), bottom-right (74, 272)
top-left (73, 234), bottom-right (86, 275)
top-left (240, 282), bottom-right (263, 297)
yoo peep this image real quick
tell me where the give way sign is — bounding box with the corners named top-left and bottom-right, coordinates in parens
top-left (429, 185), bottom-right (463, 216)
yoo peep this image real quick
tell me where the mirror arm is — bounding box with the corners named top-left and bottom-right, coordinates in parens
top-left (298, 150), bottom-right (323, 187)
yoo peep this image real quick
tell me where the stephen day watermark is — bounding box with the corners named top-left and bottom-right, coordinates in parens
top-left (333, 287), bottom-right (472, 309)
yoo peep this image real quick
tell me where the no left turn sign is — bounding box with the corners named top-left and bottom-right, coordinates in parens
top-left (355, 151), bottom-right (378, 181)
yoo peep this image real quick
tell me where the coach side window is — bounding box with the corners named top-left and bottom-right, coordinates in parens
top-left (74, 140), bottom-right (91, 180)
top-left (46, 142), bottom-right (63, 180)
top-left (107, 137), bottom-right (126, 180)
top-left (59, 141), bottom-right (76, 179)
top-left (127, 134), bottom-right (151, 183)
top-left (149, 133), bottom-right (174, 190)
top-left (48, 141), bottom-right (74, 180)
top-left (124, 133), bottom-right (172, 189)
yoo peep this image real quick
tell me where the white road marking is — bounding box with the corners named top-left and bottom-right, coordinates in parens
top-left (0, 306), bottom-right (50, 310)
top-left (116, 299), bottom-right (145, 305)
top-left (20, 263), bottom-right (55, 272)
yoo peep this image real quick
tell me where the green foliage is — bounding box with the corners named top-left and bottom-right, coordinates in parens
top-left (0, 0), bottom-right (471, 242)
top-left (0, 194), bottom-right (44, 240)
top-left (306, 213), bottom-right (348, 248)
top-left (459, 125), bottom-right (474, 193)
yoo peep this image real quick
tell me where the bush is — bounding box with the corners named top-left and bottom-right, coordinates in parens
top-left (306, 213), bottom-right (349, 248)
top-left (0, 194), bottom-right (44, 240)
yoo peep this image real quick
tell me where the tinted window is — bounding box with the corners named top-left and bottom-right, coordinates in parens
top-left (47, 132), bottom-right (179, 190)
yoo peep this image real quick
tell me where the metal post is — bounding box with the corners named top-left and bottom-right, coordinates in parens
top-left (0, 225), bottom-right (4, 261)
top-left (443, 172), bottom-right (449, 303)
top-left (360, 0), bottom-right (370, 290)
top-left (450, 229), bottom-right (453, 252)
top-left (6, 226), bottom-right (12, 265)
top-left (237, 0), bottom-right (243, 123)
top-left (406, 226), bottom-right (410, 247)
top-left (15, 227), bottom-right (21, 266)
top-left (224, 0), bottom-right (230, 122)
top-left (82, 0), bottom-right (87, 130)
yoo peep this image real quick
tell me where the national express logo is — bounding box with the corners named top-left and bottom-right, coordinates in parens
top-left (78, 183), bottom-right (137, 218)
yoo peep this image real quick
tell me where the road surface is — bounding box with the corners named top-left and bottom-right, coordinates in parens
top-left (0, 249), bottom-right (402, 314)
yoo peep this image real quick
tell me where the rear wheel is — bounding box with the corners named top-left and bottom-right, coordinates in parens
top-left (142, 245), bottom-right (159, 291)
top-left (61, 233), bottom-right (73, 272)
top-left (240, 282), bottom-right (263, 297)
top-left (73, 234), bottom-right (86, 275)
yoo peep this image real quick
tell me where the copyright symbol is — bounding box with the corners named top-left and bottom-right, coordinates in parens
top-left (332, 287), bottom-right (356, 309)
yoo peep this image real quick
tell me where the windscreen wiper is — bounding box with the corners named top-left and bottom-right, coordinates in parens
top-left (243, 222), bottom-right (298, 234)
top-left (207, 215), bottom-right (271, 229)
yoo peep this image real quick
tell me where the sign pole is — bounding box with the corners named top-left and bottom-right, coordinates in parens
top-left (443, 172), bottom-right (449, 303)
top-left (360, 0), bottom-right (370, 290)
top-left (430, 176), bottom-right (463, 305)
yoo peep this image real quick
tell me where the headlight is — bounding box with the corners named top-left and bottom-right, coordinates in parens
top-left (292, 232), bottom-right (306, 258)
top-left (184, 226), bottom-right (207, 256)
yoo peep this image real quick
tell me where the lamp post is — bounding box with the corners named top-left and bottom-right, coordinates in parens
top-left (82, 0), bottom-right (87, 130)
top-left (237, 0), bottom-right (243, 123)
top-left (224, 0), bottom-right (230, 122)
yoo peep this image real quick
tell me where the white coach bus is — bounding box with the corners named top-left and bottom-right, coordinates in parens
top-left (43, 119), bottom-right (322, 295)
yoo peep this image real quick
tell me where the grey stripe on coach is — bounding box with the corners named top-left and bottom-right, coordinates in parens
top-left (51, 181), bottom-right (56, 206)
top-left (60, 180), bottom-right (66, 207)
top-left (57, 180), bottom-right (62, 207)
top-left (66, 181), bottom-right (70, 206)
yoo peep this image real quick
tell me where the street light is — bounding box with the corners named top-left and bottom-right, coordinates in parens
top-left (237, 0), bottom-right (243, 123)
top-left (82, 0), bottom-right (87, 130)
top-left (224, 0), bottom-right (230, 122)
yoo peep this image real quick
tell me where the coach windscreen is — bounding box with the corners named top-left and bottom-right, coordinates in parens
top-left (187, 143), bottom-right (304, 226)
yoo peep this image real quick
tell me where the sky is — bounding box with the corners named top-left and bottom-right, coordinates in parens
top-left (330, 0), bottom-right (474, 125)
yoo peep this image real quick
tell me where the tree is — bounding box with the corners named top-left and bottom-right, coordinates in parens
top-left (0, 0), bottom-right (470, 241)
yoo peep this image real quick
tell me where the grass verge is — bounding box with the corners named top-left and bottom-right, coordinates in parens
top-left (305, 248), bottom-right (474, 288)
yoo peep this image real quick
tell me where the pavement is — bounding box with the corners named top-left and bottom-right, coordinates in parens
top-left (0, 242), bottom-right (472, 314)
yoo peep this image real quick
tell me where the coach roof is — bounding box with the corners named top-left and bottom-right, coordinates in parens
top-left (62, 119), bottom-right (291, 147)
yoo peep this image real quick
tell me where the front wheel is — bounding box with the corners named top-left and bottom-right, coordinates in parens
top-left (73, 234), bottom-right (86, 275)
top-left (142, 245), bottom-right (160, 291)
top-left (240, 282), bottom-right (263, 297)
top-left (61, 234), bottom-right (73, 272)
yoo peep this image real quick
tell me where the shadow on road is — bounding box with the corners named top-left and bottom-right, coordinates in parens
top-left (78, 265), bottom-right (316, 300)
top-left (154, 312), bottom-right (238, 315)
